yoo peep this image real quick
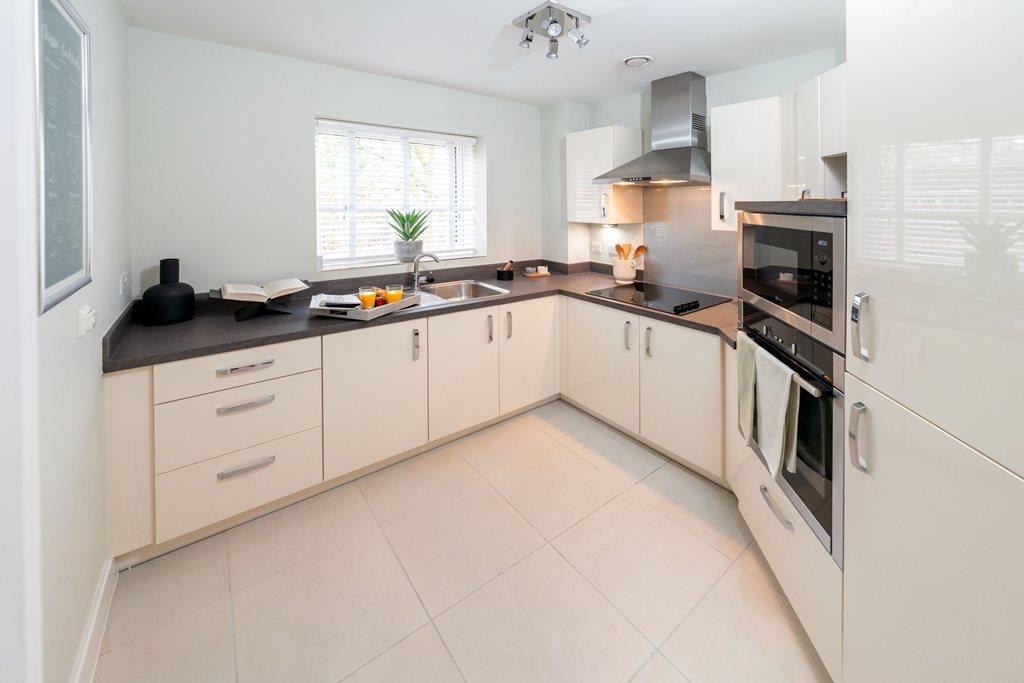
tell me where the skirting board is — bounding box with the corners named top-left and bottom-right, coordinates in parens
top-left (70, 556), bottom-right (117, 683)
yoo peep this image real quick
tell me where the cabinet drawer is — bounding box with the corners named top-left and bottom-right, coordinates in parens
top-left (733, 449), bottom-right (842, 680)
top-left (153, 338), bottom-right (321, 404)
top-left (155, 370), bottom-right (322, 473)
top-left (155, 428), bottom-right (322, 543)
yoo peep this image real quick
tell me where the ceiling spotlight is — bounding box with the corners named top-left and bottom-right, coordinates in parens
top-left (623, 54), bottom-right (654, 68)
top-left (567, 16), bottom-right (588, 47)
top-left (518, 26), bottom-right (534, 48)
top-left (541, 7), bottom-right (562, 37)
top-left (546, 37), bottom-right (559, 60)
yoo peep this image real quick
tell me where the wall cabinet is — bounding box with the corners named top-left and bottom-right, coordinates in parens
top-left (566, 125), bottom-right (643, 224)
top-left (781, 64), bottom-right (847, 200)
top-left (499, 297), bottom-right (558, 415)
top-left (639, 318), bottom-right (723, 478)
top-left (323, 320), bottom-right (428, 481)
top-left (566, 298), bottom-right (640, 433)
top-left (843, 374), bottom-right (1024, 681)
top-left (709, 97), bottom-right (784, 231)
top-left (818, 63), bottom-right (847, 158)
top-left (428, 306), bottom-right (500, 440)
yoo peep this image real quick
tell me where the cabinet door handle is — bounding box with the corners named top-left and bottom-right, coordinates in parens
top-left (760, 485), bottom-right (794, 531)
top-left (851, 292), bottom-right (871, 361)
top-left (507, 311), bottom-right (513, 339)
top-left (600, 192), bottom-right (608, 219)
top-left (719, 191), bottom-right (726, 221)
top-left (215, 359), bottom-right (274, 377)
top-left (215, 394), bottom-right (275, 415)
top-left (624, 320), bottom-right (631, 350)
top-left (645, 326), bottom-right (652, 358)
top-left (412, 328), bottom-right (420, 361)
top-left (848, 401), bottom-right (869, 473)
top-left (217, 455), bottom-right (276, 481)
top-left (487, 314), bottom-right (494, 343)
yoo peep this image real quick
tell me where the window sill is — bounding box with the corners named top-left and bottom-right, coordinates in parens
top-left (317, 251), bottom-right (487, 272)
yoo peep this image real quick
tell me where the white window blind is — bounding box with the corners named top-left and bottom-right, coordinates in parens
top-left (315, 119), bottom-right (481, 269)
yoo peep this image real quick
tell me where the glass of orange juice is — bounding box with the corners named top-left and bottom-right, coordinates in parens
top-left (385, 284), bottom-right (404, 304)
top-left (357, 286), bottom-right (377, 309)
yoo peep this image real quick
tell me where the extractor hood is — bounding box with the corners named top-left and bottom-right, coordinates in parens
top-left (593, 71), bottom-right (711, 187)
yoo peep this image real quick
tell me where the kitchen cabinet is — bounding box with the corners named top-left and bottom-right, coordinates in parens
top-left (709, 97), bottom-right (784, 231)
top-left (499, 297), bottom-right (558, 415)
top-left (781, 64), bottom-right (847, 199)
top-left (566, 126), bottom-right (643, 224)
top-left (566, 298), bottom-right (640, 433)
top-left (323, 320), bottom-right (428, 481)
top-left (842, 374), bottom-right (1024, 682)
top-left (722, 346), bottom-right (746, 487)
top-left (818, 63), bottom-right (846, 158)
top-left (428, 306), bottom-right (500, 440)
top-left (639, 318), bottom-right (723, 478)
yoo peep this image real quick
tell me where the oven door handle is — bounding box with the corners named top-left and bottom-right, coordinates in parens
top-left (760, 485), bottom-right (794, 531)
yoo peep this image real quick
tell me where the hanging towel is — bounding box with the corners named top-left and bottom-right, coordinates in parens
top-left (753, 345), bottom-right (801, 478)
top-left (736, 331), bottom-right (758, 446)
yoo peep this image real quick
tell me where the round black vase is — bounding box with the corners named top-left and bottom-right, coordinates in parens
top-left (141, 258), bottom-right (195, 325)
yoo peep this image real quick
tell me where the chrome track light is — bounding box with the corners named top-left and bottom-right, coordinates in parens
top-left (512, 2), bottom-right (590, 61)
top-left (546, 37), bottom-right (559, 60)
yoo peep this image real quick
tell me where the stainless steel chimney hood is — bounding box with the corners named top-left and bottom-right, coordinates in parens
top-left (593, 71), bottom-right (711, 187)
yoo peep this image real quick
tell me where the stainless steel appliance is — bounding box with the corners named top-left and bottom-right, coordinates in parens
top-left (587, 282), bottom-right (731, 316)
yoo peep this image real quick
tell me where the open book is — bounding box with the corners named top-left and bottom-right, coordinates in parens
top-left (221, 278), bottom-right (309, 303)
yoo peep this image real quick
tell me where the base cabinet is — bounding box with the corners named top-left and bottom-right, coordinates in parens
top-left (640, 319), bottom-right (723, 478)
top-left (499, 297), bottom-right (558, 414)
top-left (843, 374), bottom-right (1024, 682)
top-left (429, 306), bottom-right (500, 440)
top-left (323, 320), bottom-right (428, 481)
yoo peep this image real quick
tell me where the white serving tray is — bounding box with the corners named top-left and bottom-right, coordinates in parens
top-left (309, 293), bottom-right (421, 321)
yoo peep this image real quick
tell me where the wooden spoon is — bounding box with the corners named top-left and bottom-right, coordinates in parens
top-left (622, 244), bottom-right (632, 261)
top-left (633, 245), bottom-right (647, 259)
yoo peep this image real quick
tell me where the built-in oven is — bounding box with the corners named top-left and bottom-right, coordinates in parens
top-left (741, 303), bottom-right (844, 568)
top-left (738, 212), bottom-right (846, 352)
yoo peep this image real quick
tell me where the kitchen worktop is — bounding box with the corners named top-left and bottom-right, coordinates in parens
top-left (103, 272), bottom-right (739, 373)
top-left (734, 199), bottom-right (847, 217)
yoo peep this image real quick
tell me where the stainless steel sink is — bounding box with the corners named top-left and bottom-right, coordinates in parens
top-left (419, 280), bottom-right (509, 302)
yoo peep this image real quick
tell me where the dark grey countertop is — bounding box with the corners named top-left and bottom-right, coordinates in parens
top-left (735, 199), bottom-right (847, 217)
top-left (103, 272), bottom-right (739, 373)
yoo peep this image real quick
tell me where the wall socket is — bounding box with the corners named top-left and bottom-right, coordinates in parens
top-left (590, 242), bottom-right (602, 255)
top-left (119, 272), bottom-right (129, 298)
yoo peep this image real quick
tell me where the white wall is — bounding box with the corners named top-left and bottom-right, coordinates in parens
top-left (34, 0), bottom-right (134, 679)
top-left (706, 47), bottom-right (837, 107)
top-left (540, 100), bottom-right (590, 263)
top-left (129, 30), bottom-right (542, 292)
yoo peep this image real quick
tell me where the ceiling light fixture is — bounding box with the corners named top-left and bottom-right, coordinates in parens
top-left (546, 37), bottom-right (559, 60)
top-left (567, 16), bottom-right (588, 47)
top-left (542, 8), bottom-right (562, 37)
top-left (519, 25), bottom-right (534, 49)
top-left (623, 54), bottom-right (654, 68)
top-left (512, 2), bottom-right (590, 61)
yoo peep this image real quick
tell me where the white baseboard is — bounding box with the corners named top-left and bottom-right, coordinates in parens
top-left (70, 557), bottom-right (118, 683)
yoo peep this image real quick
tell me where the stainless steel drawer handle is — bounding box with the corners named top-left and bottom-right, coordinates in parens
top-left (851, 292), bottom-right (871, 361)
top-left (215, 394), bottom-right (275, 415)
top-left (217, 455), bottom-right (276, 481)
top-left (487, 314), bottom-right (494, 343)
top-left (760, 485), bottom-right (794, 531)
top-left (645, 326), bottom-right (652, 358)
top-left (848, 401), bottom-right (869, 473)
top-left (507, 311), bottom-right (513, 339)
top-left (719, 191), bottom-right (726, 221)
top-left (600, 192), bottom-right (608, 218)
top-left (624, 321), bottom-right (631, 350)
top-left (215, 359), bottom-right (274, 377)
top-left (412, 329), bottom-right (420, 361)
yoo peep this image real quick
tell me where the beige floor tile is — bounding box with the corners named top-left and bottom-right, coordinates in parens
top-left (486, 440), bottom-right (624, 539)
top-left (451, 414), bottom-right (554, 473)
top-left (227, 482), bottom-right (377, 590)
top-left (435, 546), bottom-right (652, 683)
top-left (560, 421), bottom-right (666, 486)
top-left (383, 478), bottom-right (544, 616)
top-left (554, 493), bottom-right (731, 644)
top-left (233, 527), bottom-right (428, 682)
top-left (358, 443), bottom-right (478, 520)
top-left (631, 654), bottom-right (688, 683)
top-left (736, 541), bottom-right (782, 593)
top-left (344, 625), bottom-right (463, 683)
top-left (524, 400), bottom-right (599, 438)
top-left (661, 565), bottom-right (829, 683)
top-left (102, 535), bottom-right (229, 651)
top-left (94, 597), bottom-right (234, 683)
top-left (633, 463), bottom-right (753, 559)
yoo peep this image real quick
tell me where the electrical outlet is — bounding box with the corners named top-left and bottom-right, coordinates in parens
top-left (77, 305), bottom-right (97, 338)
top-left (119, 272), bottom-right (129, 298)
top-left (607, 245), bottom-right (618, 257)
top-left (591, 242), bottom-right (602, 255)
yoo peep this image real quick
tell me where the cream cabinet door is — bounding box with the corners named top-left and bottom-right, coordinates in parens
top-left (566, 126), bottom-right (642, 224)
top-left (499, 297), bottom-right (558, 415)
top-left (323, 321), bottom-right (427, 480)
top-left (818, 63), bottom-right (846, 158)
top-left (429, 306), bottom-right (500, 440)
top-left (639, 318), bottom-right (723, 478)
top-left (843, 374), bottom-right (1024, 682)
top-left (566, 298), bottom-right (639, 433)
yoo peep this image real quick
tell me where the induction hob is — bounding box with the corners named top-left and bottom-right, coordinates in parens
top-left (587, 282), bottom-right (731, 316)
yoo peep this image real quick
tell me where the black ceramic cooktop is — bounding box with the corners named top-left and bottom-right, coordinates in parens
top-left (587, 282), bottom-right (731, 316)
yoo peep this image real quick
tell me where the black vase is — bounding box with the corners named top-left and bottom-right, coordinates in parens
top-left (140, 258), bottom-right (195, 325)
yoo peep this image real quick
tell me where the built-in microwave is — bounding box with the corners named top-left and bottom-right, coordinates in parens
top-left (737, 212), bottom-right (846, 352)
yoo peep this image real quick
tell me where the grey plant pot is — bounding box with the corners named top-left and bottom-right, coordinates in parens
top-left (394, 239), bottom-right (423, 263)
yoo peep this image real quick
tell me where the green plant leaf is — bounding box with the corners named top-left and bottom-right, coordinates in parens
top-left (387, 208), bottom-right (432, 241)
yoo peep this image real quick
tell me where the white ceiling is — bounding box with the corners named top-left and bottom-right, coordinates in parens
top-left (117, 0), bottom-right (845, 106)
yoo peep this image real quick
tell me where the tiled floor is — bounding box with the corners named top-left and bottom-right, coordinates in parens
top-left (94, 400), bottom-right (830, 683)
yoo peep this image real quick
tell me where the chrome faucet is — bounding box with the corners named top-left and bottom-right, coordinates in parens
top-left (411, 252), bottom-right (440, 291)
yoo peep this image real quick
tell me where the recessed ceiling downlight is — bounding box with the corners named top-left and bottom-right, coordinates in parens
top-left (623, 54), bottom-right (654, 68)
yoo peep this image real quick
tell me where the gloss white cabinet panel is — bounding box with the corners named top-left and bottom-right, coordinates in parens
top-left (793, 77), bottom-right (822, 198)
top-left (323, 321), bottom-right (428, 481)
top-left (818, 64), bottom-right (846, 158)
top-left (499, 297), bottom-right (558, 415)
top-left (428, 306), bottom-right (500, 440)
top-left (566, 298), bottom-right (639, 433)
top-left (639, 319), bottom-right (723, 478)
top-left (843, 374), bottom-right (1024, 682)
top-left (846, 0), bottom-right (1024, 475)
top-left (722, 346), bottom-right (746, 487)
top-left (105, 367), bottom-right (155, 556)
top-left (566, 126), bottom-right (643, 224)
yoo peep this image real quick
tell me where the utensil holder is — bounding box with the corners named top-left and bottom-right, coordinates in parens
top-left (612, 259), bottom-right (636, 284)
top-left (496, 269), bottom-right (514, 281)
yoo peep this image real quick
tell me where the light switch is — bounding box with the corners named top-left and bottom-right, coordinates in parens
top-left (591, 242), bottom-right (602, 255)
top-left (119, 272), bottom-right (129, 298)
top-left (77, 305), bottom-right (97, 338)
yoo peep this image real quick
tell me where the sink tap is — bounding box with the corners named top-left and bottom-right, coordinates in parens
top-left (411, 252), bottom-right (440, 291)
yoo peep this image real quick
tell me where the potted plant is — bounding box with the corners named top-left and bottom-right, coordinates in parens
top-left (387, 208), bottom-right (431, 262)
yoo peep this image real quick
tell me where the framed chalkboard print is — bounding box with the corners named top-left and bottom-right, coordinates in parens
top-left (37, 0), bottom-right (91, 313)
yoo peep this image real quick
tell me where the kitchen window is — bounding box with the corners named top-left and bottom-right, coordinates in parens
top-left (315, 119), bottom-right (483, 270)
